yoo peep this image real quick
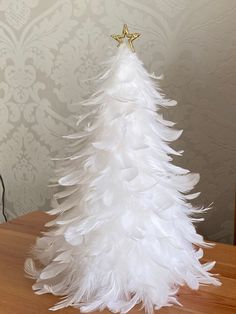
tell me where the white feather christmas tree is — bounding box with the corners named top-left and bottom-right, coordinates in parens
top-left (25, 25), bottom-right (221, 313)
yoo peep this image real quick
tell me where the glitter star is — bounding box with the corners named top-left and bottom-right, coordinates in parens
top-left (111, 24), bottom-right (141, 52)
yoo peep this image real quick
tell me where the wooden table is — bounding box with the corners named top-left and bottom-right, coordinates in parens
top-left (0, 211), bottom-right (236, 314)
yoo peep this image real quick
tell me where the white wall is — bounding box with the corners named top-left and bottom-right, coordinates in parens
top-left (0, 0), bottom-right (236, 243)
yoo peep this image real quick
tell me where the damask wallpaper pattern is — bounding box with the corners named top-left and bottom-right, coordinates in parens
top-left (0, 0), bottom-right (235, 243)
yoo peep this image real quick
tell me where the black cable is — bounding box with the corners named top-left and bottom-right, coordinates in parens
top-left (0, 175), bottom-right (7, 222)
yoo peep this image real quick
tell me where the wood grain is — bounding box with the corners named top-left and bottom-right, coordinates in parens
top-left (0, 211), bottom-right (236, 314)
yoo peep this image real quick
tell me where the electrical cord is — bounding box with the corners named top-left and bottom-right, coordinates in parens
top-left (0, 175), bottom-right (7, 222)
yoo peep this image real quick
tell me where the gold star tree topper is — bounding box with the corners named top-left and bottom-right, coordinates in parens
top-left (111, 24), bottom-right (141, 52)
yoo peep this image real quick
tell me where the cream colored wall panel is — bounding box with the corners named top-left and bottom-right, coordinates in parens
top-left (0, 0), bottom-right (235, 242)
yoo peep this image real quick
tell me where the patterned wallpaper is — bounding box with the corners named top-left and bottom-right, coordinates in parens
top-left (0, 0), bottom-right (236, 243)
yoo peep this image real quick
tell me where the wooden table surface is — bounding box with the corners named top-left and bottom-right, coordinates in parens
top-left (0, 211), bottom-right (236, 314)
